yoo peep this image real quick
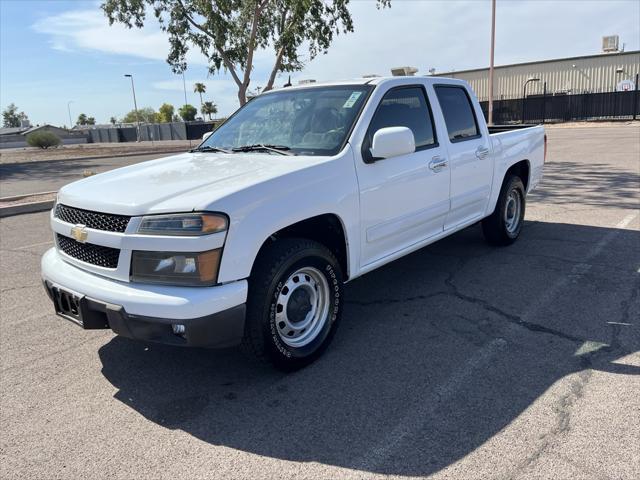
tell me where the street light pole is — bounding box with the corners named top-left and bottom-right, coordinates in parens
top-left (521, 77), bottom-right (540, 123)
top-left (67, 101), bottom-right (74, 129)
top-left (181, 71), bottom-right (192, 148)
top-left (487, 0), bottom-right (496, 125)
top-left (124, 74), bottom-right (140, 142)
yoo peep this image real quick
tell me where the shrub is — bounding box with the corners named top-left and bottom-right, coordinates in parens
top-left (26, 131), bottom-right (61, 149)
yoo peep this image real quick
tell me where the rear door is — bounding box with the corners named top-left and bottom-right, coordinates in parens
top-left (354, 84), bottom-right (450, 268)
top-left (433, 85), bottom-right (493, 230)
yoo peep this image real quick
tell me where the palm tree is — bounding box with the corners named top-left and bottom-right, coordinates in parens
top-left (201, 101), bottom-right (218, 121)
top-left (193, 83), bottom-right (206, 111)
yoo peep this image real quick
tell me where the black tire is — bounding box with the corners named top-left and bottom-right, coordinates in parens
top-left (241, 238), bottom-right (343, 371)
top-left (482, 174), bottom-right (526, 246)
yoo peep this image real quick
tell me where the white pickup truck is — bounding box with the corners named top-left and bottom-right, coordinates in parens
top-left (42, 76), bottom-right (545, 369)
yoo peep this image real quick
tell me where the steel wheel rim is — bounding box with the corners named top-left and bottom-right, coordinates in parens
top-left (275, 266), bottom-right (330, 348)
top-left (504, 188), bottom-right (522, 234)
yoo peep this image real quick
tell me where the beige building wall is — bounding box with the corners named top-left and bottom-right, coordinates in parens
top-left (435, 51), bottom-right (640, 101)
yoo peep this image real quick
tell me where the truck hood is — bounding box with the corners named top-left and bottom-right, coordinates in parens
top-left (57, 151), bottom-right (329, 216)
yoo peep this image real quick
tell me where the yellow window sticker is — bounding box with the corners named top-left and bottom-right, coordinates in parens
top-left (342, 91), bottom-right (363, 108)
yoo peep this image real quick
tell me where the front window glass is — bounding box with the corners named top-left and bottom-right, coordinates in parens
top-left (202, 85), bottom-right (372, 156)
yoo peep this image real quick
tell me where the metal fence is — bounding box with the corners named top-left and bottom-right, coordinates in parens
top-left (480, 89), bottom-right (638, 124)
top-left (87, 120), bottom-right (223, 143)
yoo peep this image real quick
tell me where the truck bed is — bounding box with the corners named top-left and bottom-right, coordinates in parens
top-left (488, 124), bottom-right (541, 134)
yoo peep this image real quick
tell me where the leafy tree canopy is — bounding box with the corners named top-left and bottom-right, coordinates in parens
top-left (122, 107), bottom-right (158, 123)
top-left (158, 103), bottom-right (175, 123)
top-left (178, 104), bottom-right (197, 121)
top-left (2, 103), bottom-right (29, 128)
top-left (201, 101), bottom-right (217, 120)
top-left (102, 0), bottom-right (390, 105)
top-left (77, 113), bottom-right (97, 125)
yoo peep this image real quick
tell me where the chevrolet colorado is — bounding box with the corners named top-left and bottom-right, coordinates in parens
top-left (42, 76), bottom-right (545, 370)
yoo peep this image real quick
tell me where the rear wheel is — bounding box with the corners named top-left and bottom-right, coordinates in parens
top-left (482, 174), bottom-right (526, 246)
top-left (242, 238), bottom-right (343, 370)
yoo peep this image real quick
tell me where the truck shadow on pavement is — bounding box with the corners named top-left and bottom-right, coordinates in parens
top-left (98, 221), bottom-right (639, 476)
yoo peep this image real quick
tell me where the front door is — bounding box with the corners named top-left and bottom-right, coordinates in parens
top-left (354, 85), bottom-right (451, 268)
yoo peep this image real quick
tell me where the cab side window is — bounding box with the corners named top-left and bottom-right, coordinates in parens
top-left (434, 86), bottom-right (480, 142)
top-left (364, 86), bottom-right (436, 161)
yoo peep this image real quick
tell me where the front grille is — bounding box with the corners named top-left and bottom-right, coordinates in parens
top-left (54, 204), bottom-right (130, 233)
top-left (57, 234), bottom-right (120, 269)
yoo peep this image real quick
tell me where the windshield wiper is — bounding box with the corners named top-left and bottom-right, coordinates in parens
top-left (190, 145), bottom-right (232, 154)
top-left (231, 144), bottom-right (295, 156)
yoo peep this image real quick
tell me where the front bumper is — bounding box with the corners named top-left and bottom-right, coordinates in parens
top-left (41, 248), bottom-right (248, 348)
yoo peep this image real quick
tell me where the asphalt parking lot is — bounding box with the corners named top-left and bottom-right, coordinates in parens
top-left (1, 125), bottom-right (638, 479)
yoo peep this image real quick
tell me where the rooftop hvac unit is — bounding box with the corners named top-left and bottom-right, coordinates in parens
top-left (391, 67), bottom-right (418, 76)
top-left (602, 35), bottom-right (619, 53)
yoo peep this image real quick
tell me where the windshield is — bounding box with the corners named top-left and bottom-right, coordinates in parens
top-left (201, 85), bottom-right (372, 156)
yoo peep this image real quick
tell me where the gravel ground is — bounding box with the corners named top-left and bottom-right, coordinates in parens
top-left (0, 140), bottom-right (193, 164)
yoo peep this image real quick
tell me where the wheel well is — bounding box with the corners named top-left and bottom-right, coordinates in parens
top-left (506, 160), bottom-right (530, 191)
top-left (256, 214), bottom-right (349, 279)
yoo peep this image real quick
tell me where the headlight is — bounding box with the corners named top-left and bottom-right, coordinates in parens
top-left (137, 213), bottom-right (227, 236)
top-left (131, 249), bottom-right (221, 286)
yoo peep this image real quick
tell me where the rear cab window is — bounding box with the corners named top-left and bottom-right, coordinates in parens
top-left (434, 86), bottom-right (481, 142)
top-left (363, 86), bottom-right (437, 161)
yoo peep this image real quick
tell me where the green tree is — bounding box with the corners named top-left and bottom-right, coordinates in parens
top-left (77, 114), bottom-right (96, 126)
top-left (193, 82), bottom-right (206, 110)
top-left (102, 0), bottom-right (390, 106)
top-left (26, 131), bottom-right (61, 149)
top-left (122, 107), bottom-right (157, 124)
top-left (157, 103), bottom-right (175, 123)
top-left (201, 101), bottom-right (218, 121)
top-left (2, 103), bottom-right (29, 128)
top-left (110, 116), bottom-right (117, 125)
top-left (178, 104), bottom-right (197, 122)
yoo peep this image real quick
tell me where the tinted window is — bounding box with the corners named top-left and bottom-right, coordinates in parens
top-left (367, 87), bottom-right (436, 150)
top-left (435, 86), bottom-right (479, 141)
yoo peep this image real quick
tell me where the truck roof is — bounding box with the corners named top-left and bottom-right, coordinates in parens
top-left (267, 75), bottom-right (464, 93)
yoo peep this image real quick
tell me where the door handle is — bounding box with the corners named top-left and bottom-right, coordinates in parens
top-left (429, 156), bottom-right (448, 172)
top-left (476, 146), bottom-right (490, 159)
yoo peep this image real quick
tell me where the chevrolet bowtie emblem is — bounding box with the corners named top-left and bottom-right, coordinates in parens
top-left (70, 225), bottom-right (88, 243)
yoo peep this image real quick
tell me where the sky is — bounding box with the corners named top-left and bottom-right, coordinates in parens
top-left (1, 0), bottom-right (639, 127)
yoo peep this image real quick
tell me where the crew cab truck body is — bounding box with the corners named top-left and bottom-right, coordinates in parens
top-left (42, 76), bottom-right (545, 369)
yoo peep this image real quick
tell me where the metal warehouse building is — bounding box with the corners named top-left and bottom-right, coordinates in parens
top-left (435, 50), bottom-right (640, 101)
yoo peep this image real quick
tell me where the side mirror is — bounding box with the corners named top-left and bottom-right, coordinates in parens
top-left (369, 127), bottom-right (415, 161)
top-left (202, 131), bottom-right (213, 141)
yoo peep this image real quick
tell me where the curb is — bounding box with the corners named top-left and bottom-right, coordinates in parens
top-left (0, 199), bottom-right (54, 218)
top-left (0, 147), bottom-right (190, 167)
top-left (0, 191), bottom-right (57, 203)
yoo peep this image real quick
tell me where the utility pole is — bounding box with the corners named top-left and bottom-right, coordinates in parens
top-left (124, 74), bottom-right (140, 141)
top-left (67, 101), bottom-right (74, 129)
top-left (488, 0), bottom-right (496, 125)
top-left (182, 71), bottom-right (192, 148)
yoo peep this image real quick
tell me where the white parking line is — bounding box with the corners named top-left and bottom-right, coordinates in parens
top-left (521, 211), bottom-right (639, 323)
top-left (13, 241), bottom-right (53, 250)
top-left (351, 337), bottom-right (507, 472)
top-left (353, 211), bottom-right (639, 469)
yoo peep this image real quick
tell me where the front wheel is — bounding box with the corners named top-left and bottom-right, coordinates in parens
top-left (482, 174), bottom-right (526, 246)
top-left (242, 238), bottom-right (343, 370)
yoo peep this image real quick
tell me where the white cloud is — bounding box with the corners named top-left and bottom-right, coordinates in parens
top-left (32, 8), bottom-right (207, 66)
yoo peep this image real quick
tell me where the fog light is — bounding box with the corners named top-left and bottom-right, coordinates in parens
top-left (172, 324), bottom-right (186, 335)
